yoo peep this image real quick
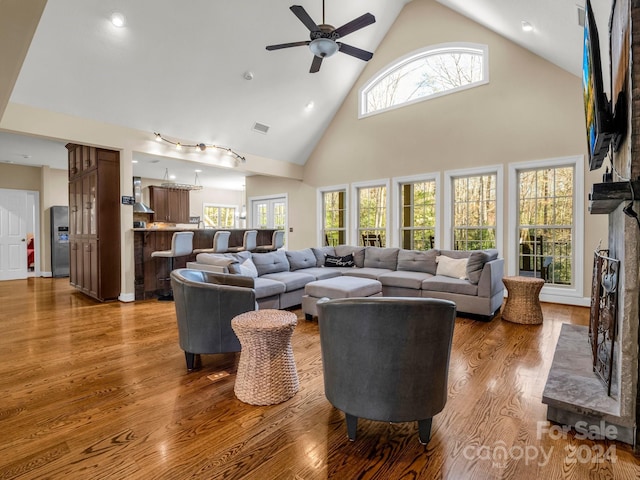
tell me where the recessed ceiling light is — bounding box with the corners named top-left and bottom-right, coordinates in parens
top-left (243, 71), bottom-right (254, 80)
top-left (521, 21), bottom-right (534, 32)
top-left (111, 12), bottom-right (126, 28)
top-left (194, 169), bottom-right (202, 173)
top-left (305, 101), bottom-right (315, 110)
top-left (132, 160), bottom-right (138, 164)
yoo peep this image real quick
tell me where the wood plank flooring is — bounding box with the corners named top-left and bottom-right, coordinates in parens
top-left (1, 277), bottom-right (639, 479)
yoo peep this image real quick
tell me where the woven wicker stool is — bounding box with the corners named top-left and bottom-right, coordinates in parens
top-left (502, 276), bottom-right (545, 324)
top-left (231, 309), bottom-right (299, 405)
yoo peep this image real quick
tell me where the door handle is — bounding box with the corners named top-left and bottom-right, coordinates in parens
top-left (22, 238), bottom-right (26, 242)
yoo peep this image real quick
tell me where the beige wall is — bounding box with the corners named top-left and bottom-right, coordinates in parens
top-left (248, 0), bottom-right (608, 300)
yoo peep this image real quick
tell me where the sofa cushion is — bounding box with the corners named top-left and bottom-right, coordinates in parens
top-left (364, 246), bottom-right (399, 270)
top-left (342, 267), bottom-right (394, 280)
top-left (436, 255), bottom-right (469, 279)
top-left (377, 270), bottom-right (433, 290)
top-left (312, 246), bottom-right (336, 267)
top-left (252, 250), bottom-right (290, 276)
top-left (397, 249), bottom-right (439, 274)
top-left (295, 267), bottom-right (342, 280)
top-left (253, 277), bottom-right (286, 298)
top-left (422, 276), bottom-right (478, 296)
top-left (325, 253), bottom-right (355, 268)
top-left (286, 248), bottom-right (317, 271)
top-left (261, 271), bottom-right (315, 292)
top-left (335, 245), bottom-right (365, 268)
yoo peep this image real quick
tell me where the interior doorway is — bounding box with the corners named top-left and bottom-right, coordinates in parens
top-left (0, 189), bottom-right (39, 280)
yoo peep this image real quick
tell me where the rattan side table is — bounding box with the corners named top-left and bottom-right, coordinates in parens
top-left (231, 309), bottom-right (299, 405)
top-left (501, 276), bottom-right (545, 324)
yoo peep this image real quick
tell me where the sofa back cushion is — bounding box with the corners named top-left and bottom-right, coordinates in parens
top-left (364, 247), bottom-right (399, 270)
top-left (335, 245), bottom-right (365, 268)
top-left (312, 246), bottom-right (336, 267)
top-left (466, 249), bottom-right (499, 284)
top-left (251, 250), bottom-right (290, 276)
top-left (397, 249), bottom-right (439, 274)
top-left (286, 248), bottom-right (317, 271)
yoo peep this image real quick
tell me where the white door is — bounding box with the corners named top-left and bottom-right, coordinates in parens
top-left (251, 196), bottom-right (287, 230)
top-left (0, 189), bottom-right (28, 280)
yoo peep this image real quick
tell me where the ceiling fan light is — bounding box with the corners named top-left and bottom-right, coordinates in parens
top-left (309, 38), bottom-right (339, 58)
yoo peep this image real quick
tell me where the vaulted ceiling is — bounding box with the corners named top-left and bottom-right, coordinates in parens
top-left (0, 0), bottom-right (612, 189)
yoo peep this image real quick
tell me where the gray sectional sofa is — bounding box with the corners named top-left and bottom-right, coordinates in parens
top-left (186, 245), bottom-right (504, 319)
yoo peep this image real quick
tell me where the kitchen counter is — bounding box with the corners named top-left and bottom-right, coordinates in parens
top-left (134, 228), bottom-right (276, 300)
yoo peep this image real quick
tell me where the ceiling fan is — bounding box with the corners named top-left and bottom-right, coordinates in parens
top-left (266, 2), bottom-right (376, 73)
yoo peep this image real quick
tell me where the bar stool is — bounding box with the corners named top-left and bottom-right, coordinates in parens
top-left (227, 230), bottom-right (258, 253)
top-left (151, 231), bottom-right (194, 301)
top-left (255, 230), bottom-right (285, 253)
top-left (193, 230), bottom-right (231, 254)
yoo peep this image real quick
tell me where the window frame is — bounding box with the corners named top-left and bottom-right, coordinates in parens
top-left (392, 172), bottom-right (440, 249)
top-left (444, 165), bottom-right (504, 253)
top-left (351, 179), bottom-right (390, 247)
top-left (508, 156), bottom-right (584, 302)
top-left (359, 42), bottom-right (489, 119)
top-left (317, 185), bottom-right (349, 247)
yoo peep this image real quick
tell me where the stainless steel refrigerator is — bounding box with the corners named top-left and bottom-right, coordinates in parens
top-left (50, 206), bottom-right (69, 277)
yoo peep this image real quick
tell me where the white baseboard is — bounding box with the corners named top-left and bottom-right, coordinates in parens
top-left (118, 292), bottom-right (135, 303)
top-left (41, 271), bottom-right (52, 277)
top-left (539, 293), bottom-right (591, 307)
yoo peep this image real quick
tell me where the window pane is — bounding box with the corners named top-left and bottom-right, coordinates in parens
top-left (399, 180), bottom-right (436, 249)
top-left (322, 190), bottom-right (346, 247)
top-left (358, 185), bottom-right (387, 246)
top-left (364, 46), bottom-right (486, 115)
top-left (452, 173), bottom-right (497, 250)
top-left (517, 165), bottom-right (574, 286)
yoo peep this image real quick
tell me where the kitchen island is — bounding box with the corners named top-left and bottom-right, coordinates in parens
top-left (134, 228), bottom-right (276, 300)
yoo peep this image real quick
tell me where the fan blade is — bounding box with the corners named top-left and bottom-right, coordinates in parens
top-left (310, 55), bottom-right (323, 73)
top-left (333, 13), bottom-right (375, 38)
top-left (290, 5), bottom-right (321, 33)
top-left (338, 42), bottom-right (373, 61)
top-left (266, 40), bottom-right (310, 51)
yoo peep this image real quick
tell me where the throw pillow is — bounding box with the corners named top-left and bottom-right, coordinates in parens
top-left (324, 253), bottom-right (355, 268)
top-left (239, 257), bottom-right (258, 278)
top-left (436, 255), bottom-right (468, 279)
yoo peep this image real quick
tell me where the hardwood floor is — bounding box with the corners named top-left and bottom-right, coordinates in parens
top-left (1, 278), bottom-right (639, 479)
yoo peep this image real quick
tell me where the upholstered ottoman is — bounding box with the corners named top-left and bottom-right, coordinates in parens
top-left (302, 276), bottom-right (382, 320)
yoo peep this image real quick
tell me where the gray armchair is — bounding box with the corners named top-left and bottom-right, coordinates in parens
top-left (316, 297), bottom-right (456, 444)
top-left (171, 268), bottom-right (257, 371)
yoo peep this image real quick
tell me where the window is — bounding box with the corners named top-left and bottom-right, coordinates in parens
top-left (445, 167), bottom-right (502, 251)
top-left (517, 166), bottom-right (574, 285)
top-left (397, 177), bottom-right (437, 250)
top-left (354, 181), bottom-right (388, 247)
top-left (202, 204), bottom-right (236, 228)
top-left (322, 189), bottom-right (347, 247)
top-left (360, 43), bottom-right (488, 117)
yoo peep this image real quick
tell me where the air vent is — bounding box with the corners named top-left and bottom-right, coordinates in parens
top-left (577, 5), bottom-right (585, 27)
top-left (252, 122), bottom-right (270, 135)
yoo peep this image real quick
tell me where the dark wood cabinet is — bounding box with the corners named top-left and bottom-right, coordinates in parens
top-left (149, 186), bottom-right (190, 223)
top-left (67, 144), bottom-right (120, 301)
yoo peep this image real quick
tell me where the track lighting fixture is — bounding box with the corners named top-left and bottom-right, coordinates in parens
top-left (153, 132), bottom-right (246, 164)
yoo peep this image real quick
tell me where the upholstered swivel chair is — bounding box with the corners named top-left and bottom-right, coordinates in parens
top-left (193, 230), bottom-right (231, 254)
top-left (171, 268), bottom-right (257, 371)
top-left (316, 297), bottom-right (457, 444)
top-left (151, 231), bottom-right (194, 300)
top-left (254, 230), bottom-right (285, 253)
top-left (227, 229), bottom-right (258, 253)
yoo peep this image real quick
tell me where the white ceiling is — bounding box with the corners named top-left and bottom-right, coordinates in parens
top-left (1, 0), bottom-right (613, 189)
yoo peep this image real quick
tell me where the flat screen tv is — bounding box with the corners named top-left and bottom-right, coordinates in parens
top-left (583, 0), bottom-right (613, 171)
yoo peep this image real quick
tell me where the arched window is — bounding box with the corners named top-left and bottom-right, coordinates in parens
top-left (359, 43), bottom-right (489, 117)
